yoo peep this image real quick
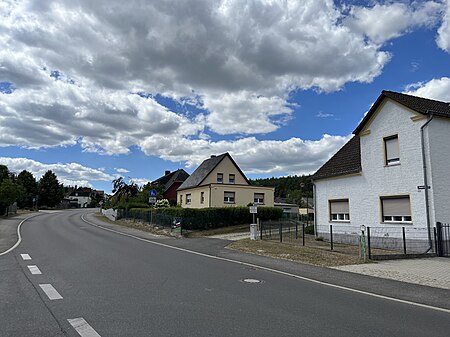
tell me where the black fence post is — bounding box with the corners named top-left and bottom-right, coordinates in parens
top-left (367, 227), bottom-right (371, 260)
top-left (433, 227), bottom-right (438, 254)
top-left (295, 224), bottom-right (298, 240)
top-left (280, 221), bottom-right (283, 243)
top-left (302, 223), bottom-right (305, 246)
top-left (402, 227), bottom-right (407, 255)
top-left (330, 225), bottom-right (333, 251)
top-left (436, 222), bottom-right (443, 257)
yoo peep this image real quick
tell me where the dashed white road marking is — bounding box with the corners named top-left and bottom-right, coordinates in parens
top-left (39, 284), bottom-right (63, 300)
top-left (27, 265), bottom-right (42, 275)
top-left (21, 253), bottom-right (32, 260)
top-left (68, 318), bottom-right (101, 337)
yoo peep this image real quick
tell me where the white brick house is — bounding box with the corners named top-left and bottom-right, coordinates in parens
top-left (312, 91), bottom-right (450, 252)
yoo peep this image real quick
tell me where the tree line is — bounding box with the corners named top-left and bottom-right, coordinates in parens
top-left (0, 165), bottom-right (64, 215)
top-left (249, 174), bottom-right (313, 206)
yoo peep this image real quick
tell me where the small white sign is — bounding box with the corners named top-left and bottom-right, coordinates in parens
top-left (149, 196), bottom-right (157, 204)
top-left (249, 206), bottom-right (257, 214)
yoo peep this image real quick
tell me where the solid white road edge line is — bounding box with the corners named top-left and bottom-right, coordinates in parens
top-left (81, 213), bottom-right (450, 315)
top-left (27, 265), bottom-right (42, 275)
top-left (0, 214), bottom-right (42, 257)
top-left (68, 317), bottom-right (101, 337)
top-left (21, 253), bottom-right (32, 260)
top-left (39, 284), bottom-right (63, 300)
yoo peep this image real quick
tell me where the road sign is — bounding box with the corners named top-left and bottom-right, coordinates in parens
top-left (249, 206), bottom-right (257, 214)
top-left (149, 189), bottom-right (157, 197)
top-left (149, 196), bottom-right (157, 204)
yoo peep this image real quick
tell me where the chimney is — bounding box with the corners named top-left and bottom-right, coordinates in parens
top-left (210, 155), bottom-right (216, 158)
top-left (165, 170), bottom-right (171, 176)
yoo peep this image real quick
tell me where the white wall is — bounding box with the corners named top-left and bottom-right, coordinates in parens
top-left (315, 100), bottom-right (432, 246)
top-left (428, 117), bottom-right (450, 224)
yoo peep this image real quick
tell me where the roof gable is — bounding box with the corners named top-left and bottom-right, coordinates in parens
top-left (178, 153), bottom-right (250, 190)
top-left (151, 169), bottom-right (189, 191)
top-left (354, 90), bottom-right (450, 134)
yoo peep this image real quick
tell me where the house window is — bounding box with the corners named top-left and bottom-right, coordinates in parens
top-left (254, 193), bottom-right (264, 204)
top-left (180, 195), bottom-right (183, 205)
top-left (381, 196), bottom-right (412, 223)
top-left (384, 135), bottom-right (400, 165)
top-left (217, 173), bottom-right (223, 183)
top-left (186, 194), bottom-right (191, 205)
top-left (329, 199), bottom-right (350, 222)
top-left (224, 191), bottom-right (235, 204)
top-left (229, 174), bottom-right (235, 184)
top-left (201, 192), bottom-right (204, 204)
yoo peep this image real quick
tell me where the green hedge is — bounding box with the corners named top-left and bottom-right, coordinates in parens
top-left (122, 206), bottom-right (283, 230)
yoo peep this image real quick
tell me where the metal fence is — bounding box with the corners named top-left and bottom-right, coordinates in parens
top-left (260, 219), bottom-right (311, 245)
top-left (436, 222), bottom-right (450, 257)
top-left (116, 209), bottom-right (182, 236)
top-left (315, 224), bottom-right (434, 259)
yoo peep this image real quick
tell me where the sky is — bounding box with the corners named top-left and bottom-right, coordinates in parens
top-left (1, 0), bottom-right (450, 193)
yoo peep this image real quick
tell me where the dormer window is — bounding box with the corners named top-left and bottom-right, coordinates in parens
top-left (217, 173), bottom-right (223, 183)
top-left (384, 135), bottom-right (400, 165)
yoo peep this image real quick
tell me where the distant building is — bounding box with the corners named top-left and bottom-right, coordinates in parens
top-left (177, 153), bottom-right (274, 208)
top-left (151, 169), bottom-right (190, 203)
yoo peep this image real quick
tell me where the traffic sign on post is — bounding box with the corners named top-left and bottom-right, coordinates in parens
top-left (149, 189), bottom-right (157, 197)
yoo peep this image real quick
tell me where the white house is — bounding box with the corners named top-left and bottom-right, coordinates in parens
top-left (312, 90), bottom-right (450, 253)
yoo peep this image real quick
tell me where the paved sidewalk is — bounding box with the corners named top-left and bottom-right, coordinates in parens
top-left (334, 257), bottom-right (450, 290)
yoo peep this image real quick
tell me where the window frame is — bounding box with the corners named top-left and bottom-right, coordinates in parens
top-left (380, 195), bottom-right (412, 224)
top-left (229, 174), bottom-right (235, 184)
top-left (384, 134), bottom-right (400, 166)
top-left (186, 193), bottom-right (192, 205)
top-left (224, 191), bottom-right (235, 204)
top-left (217, 173), bottom-right (224, 184)
top-left (329, 199), bottom-right (350, 223)
top-left (200, 191), bottom-right (204, 204)
top-left (254, 193), bottom-right (265, 204)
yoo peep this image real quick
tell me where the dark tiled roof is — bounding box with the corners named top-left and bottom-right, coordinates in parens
top-left (178, 152), bottom-right (250, 190)
top-left (152, 169), bottom-right (189, 192)
top-left (178, 154), bottom-right (228, 190)
top-left (312, 136), bottom-right (361, 180)
top-left (354, 90), bottom-right (450, 134)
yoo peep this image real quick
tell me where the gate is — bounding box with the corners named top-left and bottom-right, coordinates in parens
top-left (436, 222), bottom-right (450, 257)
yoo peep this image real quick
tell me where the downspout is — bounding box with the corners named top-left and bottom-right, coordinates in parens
top-left (312, 179), bottom-right (317, 238)
top-left (420, 112), bottom-right (434, 253)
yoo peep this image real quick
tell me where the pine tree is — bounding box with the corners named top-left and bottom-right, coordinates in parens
top-left (38, 170), bottom-right (64, 207)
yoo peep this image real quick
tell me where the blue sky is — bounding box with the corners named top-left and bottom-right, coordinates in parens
top-left (1, 0), bottom-right (450, 193)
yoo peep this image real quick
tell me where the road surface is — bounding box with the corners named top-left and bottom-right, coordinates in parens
top-left (1, 209), bottom-right (449, 336)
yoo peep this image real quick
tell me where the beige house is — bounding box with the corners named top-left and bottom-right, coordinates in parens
top-left (177, 153), bottom-right (274, 208)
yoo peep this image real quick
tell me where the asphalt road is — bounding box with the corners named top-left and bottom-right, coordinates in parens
top-left (1, 209), bottom-right (450, 337)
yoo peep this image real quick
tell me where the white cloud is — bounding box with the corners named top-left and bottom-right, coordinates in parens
top-left (0, 0), bottom-right (394, 150)
top-left (115, 168), bottom-right (130, 173)
top-left (344, 1), bottom-right (443, 44)
top-left (139, 133), bottom-right (351, 176)
top-left (405, 77), bottom-right (450, 101)
top-left (437, 0), bottom-right (450, 52)
top-left (0, 157), bottom-right (115, 187)
top-left (130, 178), bottom-right (151, 187)
top-left (316, 111), bottom-right (334, 118)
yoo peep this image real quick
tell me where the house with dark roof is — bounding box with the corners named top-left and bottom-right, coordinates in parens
top-left (312, 90), bottom-right (450, 252)
top-left (151, 169), bottom-right (190, 203)
top-left (177, 153), bottom-right (274, 208)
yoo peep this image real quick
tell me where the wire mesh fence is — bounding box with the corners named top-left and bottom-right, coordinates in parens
top-left (116, 209), bottom-right (182, 236)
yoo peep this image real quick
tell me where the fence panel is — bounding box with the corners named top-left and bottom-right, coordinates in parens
top-left (436, 222), bottom-right (450, 257)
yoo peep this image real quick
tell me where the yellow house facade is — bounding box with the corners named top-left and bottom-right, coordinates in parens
top-left (177, 153), bottom-right (274, 208)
